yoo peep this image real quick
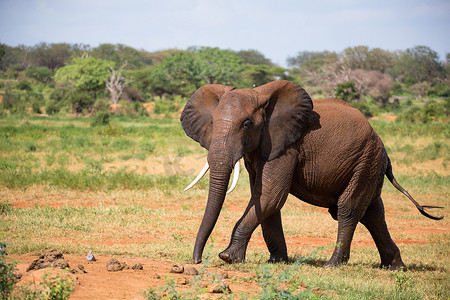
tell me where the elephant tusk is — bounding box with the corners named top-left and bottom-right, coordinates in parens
top-left (184, 162), bottom-right (210, 192)
top-left (226, 160), bottom-right (240, 194)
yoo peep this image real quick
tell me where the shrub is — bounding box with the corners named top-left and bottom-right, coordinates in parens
top-left (69, 89), bottom-right (95, 114)
top-left (15, 80), bottom-right (32, 91)
top-left (32, 101), bottom-right (42, 114)
top-left (397, 98), bottom-right (449, 123)
top-left (46, 100), bottom-right (61, 115)
top-left (47, 86), bottom-right (71, 114)
top-left (24, 66), bottom-right (53, 84)
top-left (14, 269), bottom-right (75, 300)
top-left (429, 83), bottom-right (450, 97)
top-left (351, 102), bottom-right (376, 118)
top-left (0, 242), bottom-right (16, 299)
top-left (91, 111), bottom-right (111, 127)
top-left (1, 88), bottom-right (27, 113)
top-left (335, 81), bottom-right (360, 102)
top-left (154, 99), bottom-right (178, 115)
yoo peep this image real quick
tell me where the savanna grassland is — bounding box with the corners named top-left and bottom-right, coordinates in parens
top-left (1, 115), bottom-right (449, 299)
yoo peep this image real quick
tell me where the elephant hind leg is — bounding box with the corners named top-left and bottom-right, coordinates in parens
top-left (324, 208), bottom-right (359, 267)
top-left (324, 167), bottom-right (380, 267)
top-left (360, 196), bottom-right (406, 270)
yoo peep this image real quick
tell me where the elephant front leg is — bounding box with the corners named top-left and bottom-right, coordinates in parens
top-left (219, 153), bottom-right (296, 264)
top-left (219, 194), bottom-right (291, 264)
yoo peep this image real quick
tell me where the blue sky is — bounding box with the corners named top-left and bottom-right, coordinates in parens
top-left (1, 0), bottom-right (449, 66)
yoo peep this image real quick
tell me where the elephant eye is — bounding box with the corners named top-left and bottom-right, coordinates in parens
top-left (242, 119), bottom-right (252, 130)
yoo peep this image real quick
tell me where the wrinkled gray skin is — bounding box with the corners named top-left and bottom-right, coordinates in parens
top-left (180, 80), bottom-right (441, 270)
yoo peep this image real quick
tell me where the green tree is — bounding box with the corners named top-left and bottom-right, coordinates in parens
top-left (92, 43), bottom-right (156, 69)
top-left (286, 50), bottom-right (338, 68)
top-left (29, 42), bottom-right (73, 71)
top-left (235, 49), bottom-right (273, 65)
top-left (149, 47), bottom-right (243, 96)
top-left (389, 45), bottom-right (444, 85)
top-left (0, 44), bottom-right (5, 65)
top-left (54, 57), bottom-right (114, 113)
top-left (54, 57), bottom-right (114, 97)
top-left (343, 46), bottom-right (396, 72)
top-left (0, 45), bottom-right (29, 72)
top-left (149, 51), bottom-right (200, 96)
top-left (240, 64), bottom-right (287, 88)
top-left (91, 44), bottom-right (121, 66)
top-left (194, 47), bottom-right (243, 84)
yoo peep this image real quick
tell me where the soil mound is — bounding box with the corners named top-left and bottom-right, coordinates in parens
top-left (27, 249), bottom-right (69, 271)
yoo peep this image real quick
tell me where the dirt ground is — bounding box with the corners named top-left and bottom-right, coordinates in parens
top-left (12, 253), bottom-right (261, 299)
top-left (8, 204), bottom-right (448, 299)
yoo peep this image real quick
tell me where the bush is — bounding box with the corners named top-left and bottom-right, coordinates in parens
top-left (429, 83), bottom-right (450, 97)
top-left (0, 242), bottom-right (16, 299)
top-left (47, 86), bottom-right (71, 115)
top-left (335, 81), bottom-right (360, 102)
top-left (154, 99), bottom-right (178, 115)
top-left (69, 89), bottom-right (95, 114)
top-left (15, 80), bottom-right (32, 91)
top-left (91, 111), bottom-right (111, 127)
top-left (24, 66), bottom-right (53, 84)
top-left (1, 88), bottom-right (27, 114)
top-left (46, 100), bottom-right (61, 115)
top-left (352, 102), bottom-right (377, 118)
top-left (32, 101), bottom-right (42, 114)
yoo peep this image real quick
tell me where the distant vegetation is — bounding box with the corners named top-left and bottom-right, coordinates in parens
top-left (0, 42), bottom-right (448, 122)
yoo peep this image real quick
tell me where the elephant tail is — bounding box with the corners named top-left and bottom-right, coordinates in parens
top-left (386, 156), bottom-right (443, 220)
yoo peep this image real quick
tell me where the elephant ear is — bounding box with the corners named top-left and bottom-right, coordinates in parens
top-left (180, 84), bottom-right (235, 150)
top-left (254, 80), bottom-right (315, 161)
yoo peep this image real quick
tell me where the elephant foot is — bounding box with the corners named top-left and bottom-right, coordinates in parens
top-left (323, 260), bottom-right (343, 268)
top-left (380, 251), bottom-right (407, 271)
top-left (267, 253), bottom-right (289, 264)
top-left (323, 254), bottom-right (349, 268)
top-left (218, 246), bottom-right (246, 264)
top-left (219, 251), bottom-right (245, 264)
top-left (267, 254), bottom-right (289, 264)
top-left (192, 258), bottom-right (202, 264)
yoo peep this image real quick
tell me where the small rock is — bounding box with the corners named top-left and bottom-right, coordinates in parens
top-left (132, 263), bottom-right (143, 270)
top-left (78, 264), bottom-right (87, 273)
top-left (51, 258), bottom-right (69, 269)
top-left (121, 262), bottom-right (130, 270)
top-left (170, 264), bottom-right (184, 274)
top-left (14, 272), bottom-right (22, 281)
top-left (211, 283), bottom-right (231, 294)
top-left (177, 277), bottom-right (189, 285)
top-left (154, 273), bottom-right (161, 279)
top-left (70, 264), bottom-right (88, 274)
top-left (184, 267), bottom-right (198, 276)
top-left (106, 258), bottom-right (124, 272)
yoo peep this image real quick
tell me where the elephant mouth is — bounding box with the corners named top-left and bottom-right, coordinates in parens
top-left (184, 160), bottom-right (241, 194)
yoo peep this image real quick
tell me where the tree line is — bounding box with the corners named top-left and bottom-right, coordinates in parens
top-left (0, 42), bottom-right (448, 119)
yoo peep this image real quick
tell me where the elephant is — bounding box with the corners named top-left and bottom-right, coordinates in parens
top-left (180, 80), bottom-right (442, 270)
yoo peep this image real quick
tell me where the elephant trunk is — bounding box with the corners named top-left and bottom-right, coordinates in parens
top-left (192, 150), bottom-right (234, 263)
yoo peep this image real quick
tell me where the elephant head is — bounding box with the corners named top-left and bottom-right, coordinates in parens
top-left (180, 80), bottom-right (315, 263)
